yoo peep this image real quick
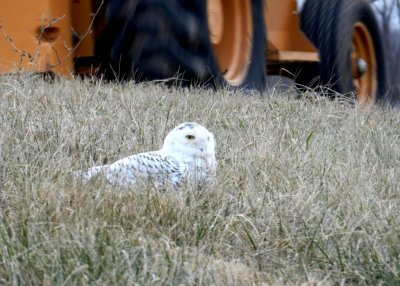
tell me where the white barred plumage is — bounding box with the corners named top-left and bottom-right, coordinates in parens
top-left (74, 122), bottom-right (217, 189)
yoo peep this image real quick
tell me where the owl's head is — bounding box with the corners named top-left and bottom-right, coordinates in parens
top-left (162, 122), bottom-right (216, 162)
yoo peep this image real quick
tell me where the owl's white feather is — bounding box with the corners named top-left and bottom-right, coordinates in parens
top-left (74, 122), bottom-right (216, 189)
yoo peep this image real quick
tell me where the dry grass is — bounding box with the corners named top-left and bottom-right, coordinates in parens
top-left (0, 74), bottom-right (399, 285)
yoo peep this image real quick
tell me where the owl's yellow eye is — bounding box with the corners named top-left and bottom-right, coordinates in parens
top-left (186, 135), bottom-right (195, 140)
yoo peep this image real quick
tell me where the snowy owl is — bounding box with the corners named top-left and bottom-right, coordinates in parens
top-left (74, 122), bottom-right (217, 189)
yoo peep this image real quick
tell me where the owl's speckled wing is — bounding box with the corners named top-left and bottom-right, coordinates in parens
top-left (75, 151), bottom-right (185, 188)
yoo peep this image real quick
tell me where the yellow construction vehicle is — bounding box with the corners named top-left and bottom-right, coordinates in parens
top-left (0, 0), bottom-right (386, 104)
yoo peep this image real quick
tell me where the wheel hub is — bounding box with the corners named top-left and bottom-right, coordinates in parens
top-left (207, 0), bottom-right (224, 44)
top-left (206, 0), bottom-right (253, 86)
top-left (357, 58), bottom-right (368, 76)
top-left (351, 22), bottom-right (377, 104)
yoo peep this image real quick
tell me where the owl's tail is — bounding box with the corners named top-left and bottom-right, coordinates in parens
top-left (73, 165), bottom-right (109, 183)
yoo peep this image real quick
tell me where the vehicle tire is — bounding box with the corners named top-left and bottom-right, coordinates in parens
top-left (96, 0), bottom-right (267, 91)
top-left (300, 0), bottom-right (387, 104)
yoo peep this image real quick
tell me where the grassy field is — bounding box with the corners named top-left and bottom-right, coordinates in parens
top-left (0, 75), bottom-right (399, 285)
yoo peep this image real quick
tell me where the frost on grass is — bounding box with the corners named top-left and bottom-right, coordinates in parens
top-left (0, 74), bottom-right (400, 285)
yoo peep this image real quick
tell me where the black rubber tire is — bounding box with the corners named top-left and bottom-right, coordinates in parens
top-left (95, 0), bottom-right (267, 91)
top-left (300, 0), bottom-right (387, 100)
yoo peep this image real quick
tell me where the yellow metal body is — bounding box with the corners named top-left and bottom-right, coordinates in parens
top-left (0, 0), bottom-right (318, 76)
top-left (0, 0), bottom-right (94, 75)
top-left (265, 0), bottom-right (318, 62)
